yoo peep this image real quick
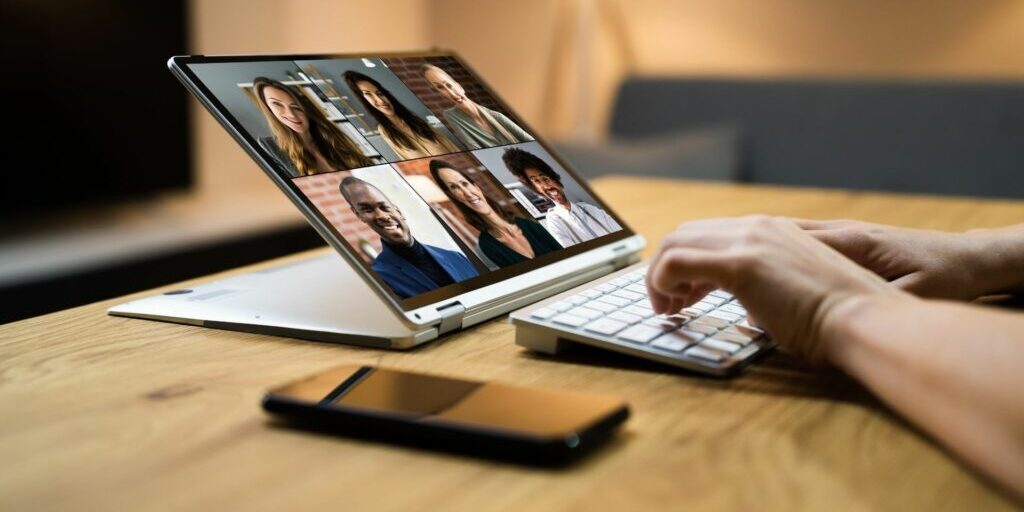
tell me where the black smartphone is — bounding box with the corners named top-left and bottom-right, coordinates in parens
top-left (263, 365), bottom-right (629, 464)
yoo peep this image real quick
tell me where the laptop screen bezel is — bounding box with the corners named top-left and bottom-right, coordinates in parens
top-left (170, 49), bottom-right (637, 316)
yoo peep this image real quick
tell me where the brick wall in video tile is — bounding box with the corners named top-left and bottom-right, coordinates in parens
top-left (293, 173), bottom-right (380, 265)
top-left (385, 56), bottom-right (509, 126)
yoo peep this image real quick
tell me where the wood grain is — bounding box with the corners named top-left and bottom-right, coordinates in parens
top-left (3, 178), bottom-right (1023, 512)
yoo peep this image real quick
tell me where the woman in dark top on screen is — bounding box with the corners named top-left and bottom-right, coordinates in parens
top-left (342, 70), bottom-right (460, 160)
top-left (429, 159), bottom-right (561, 268)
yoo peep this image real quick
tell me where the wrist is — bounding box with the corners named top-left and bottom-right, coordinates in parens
top-left (816, 291), bottom-right (913, 368)
top-left (963, 228), bottom-right (1024, 296)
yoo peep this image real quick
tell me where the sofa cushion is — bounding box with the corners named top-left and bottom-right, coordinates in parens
top-left (551, 125), bottom-right (740, 181)
top-left (608, 78), bottom-right (1024, 199)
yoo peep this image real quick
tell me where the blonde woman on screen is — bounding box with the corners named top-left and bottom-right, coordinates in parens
top-left (253, 77), bottom-right (373, 177)
top-left (343, 71), bottom-right (459, 160)
top-left (420, 64), bottom-right (532, 150)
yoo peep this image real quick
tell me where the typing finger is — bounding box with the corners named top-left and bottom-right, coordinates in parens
top-left (648, 247), bottom-right (735, 304)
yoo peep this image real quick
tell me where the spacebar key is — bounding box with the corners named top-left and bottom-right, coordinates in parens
top-left (618, 325), bottom-right (664, 344)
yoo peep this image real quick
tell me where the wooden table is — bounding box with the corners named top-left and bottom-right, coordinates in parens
top-left (4, 178), bottom-right (1024, 511)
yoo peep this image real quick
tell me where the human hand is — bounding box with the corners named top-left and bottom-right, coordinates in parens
top-left (793, 219), bottom-right (1024, 301)
top-left (645, 216), bottom-right (907, 364)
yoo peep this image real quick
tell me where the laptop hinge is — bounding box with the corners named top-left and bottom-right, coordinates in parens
top-left (611, 243), bottom-right (642, 269)
top-left (436, 301), bottom-right (466, 335)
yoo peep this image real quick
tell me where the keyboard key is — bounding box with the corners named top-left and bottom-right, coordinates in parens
top-left (567, 307), bottom-right (603, 321)
top-left (736, 319), bottom-right (765, 335)
top-left (624, 305), bottom-right (654, 318)
top-left (678, 327), bottom-right (709, 341)
top-left (709, 290), bottom-right (733, 300)
top-left (610, 277), bottom-right (632, 287)
top-left (585, 318), bottom-right (628, 336)
top-left (530, 307), bottom-right (556, 320)
top-left (701, 338), bottom-right (742, 354)
top-left (656, 313), bottom-right (687, 324)
top-left (703, 295), bottom-right (729, 306)
top-left (552, 313), bottom-right (588, 328)
top-left (651, 330), bottom-right (699, 352)
top-left (566, 294), bottom-right (589, 306)
top-left (617, 325), bottom-right (664, 344)
top-left (612, 289), bottom-right (645, 302)
top-left (716, 329), bottom-right (756, 345)
top-left (732, 344), bottom-right (761, 361)
top-left (549, 301), bottom-right (574, 312)
top-left (706, 310), bottom-right (742, 323)
top-left (642, 316), bottom-right (682, 331)
top-left (695, 315), bottom-right (730, 328)
top-left (597, 295), bottom-right (632, 308)
top-left (675, 307), bottom-right (700, 319)
top-left (596, 283), bottom-right (619, 294)
top-left (719, 303), bottom-right (746, 315)
top-left (580, 289), bottom-right (604, 299)
top-left (690, 301), bottom-right (715, 312)
top-left (685, 322), bottom-right (719, 335)
top-left (586, 301), bottom-right (618, 314)
top-left (638, 313), bottom-right (679, 325)
top-left (681, 306), bottom-right (705, 317)
top-left (625, 283), bottom-right (648, 294)
top-left (608, 311), bottom-right (642, 325)
top-left (685, 345), bottom-right (727, 363)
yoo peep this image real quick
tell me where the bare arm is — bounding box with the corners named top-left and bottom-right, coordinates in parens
top-left (645, 216), bottom-right (1024, 498)
top-left (825, 295), bottom-right (1024, 496)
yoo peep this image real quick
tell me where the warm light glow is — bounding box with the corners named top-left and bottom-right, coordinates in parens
top-left (403, 175), bottom-right (449, 203)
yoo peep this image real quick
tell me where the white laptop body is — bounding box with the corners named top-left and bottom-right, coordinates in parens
top-left (109, 51), bottom-right (645, 349)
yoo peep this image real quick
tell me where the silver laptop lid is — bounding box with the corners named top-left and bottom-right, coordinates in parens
top-left (168, 51), bottom-right (644, 332)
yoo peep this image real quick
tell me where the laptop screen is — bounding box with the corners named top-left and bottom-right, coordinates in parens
top-left (179, 53), bottom-right (632, 309)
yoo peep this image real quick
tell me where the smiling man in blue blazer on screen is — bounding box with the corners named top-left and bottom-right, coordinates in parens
top-left (340, 176), bottom-right (478, 299)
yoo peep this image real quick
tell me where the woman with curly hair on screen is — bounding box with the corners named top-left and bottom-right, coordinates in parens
top-left (343, 71), bottom-right (460, 160)
top-left (253, 76), bottom-right (373, 177)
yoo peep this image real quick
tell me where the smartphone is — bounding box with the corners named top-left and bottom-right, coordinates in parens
top-left (263, 365), bottom-right (629, 464)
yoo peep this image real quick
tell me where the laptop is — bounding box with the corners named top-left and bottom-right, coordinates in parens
top-left (108, 51), bottom-right (771, 376)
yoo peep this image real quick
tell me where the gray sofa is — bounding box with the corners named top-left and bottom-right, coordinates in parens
top-left (555, 78), bottom-right (1024, 199)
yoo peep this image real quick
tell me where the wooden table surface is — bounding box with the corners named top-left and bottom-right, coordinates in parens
top-left (4, 177), bottom-right (1024, 511)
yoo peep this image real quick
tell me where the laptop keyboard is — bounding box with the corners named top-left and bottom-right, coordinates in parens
top-left (518, 265), bottom-right (770, 375)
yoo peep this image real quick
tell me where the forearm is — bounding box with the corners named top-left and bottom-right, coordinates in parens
top-left (824, 296), bottom-right (1024, 497)
top-left (966, 223), bottom-right (1024, 296)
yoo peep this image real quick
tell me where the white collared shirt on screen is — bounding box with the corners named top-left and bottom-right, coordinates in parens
top-left (543, 201), bottom-right (622, 247)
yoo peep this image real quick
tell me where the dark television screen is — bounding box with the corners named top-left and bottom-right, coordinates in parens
top-left (0, 1), bottom-right (190, 215)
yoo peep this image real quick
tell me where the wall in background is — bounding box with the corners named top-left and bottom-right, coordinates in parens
top-left (191, 0), bottom-right (1024, 187)
top-left (429, 0), bottom-right (1024, 139)
top-left (189, 0), bottom-right (429, 197)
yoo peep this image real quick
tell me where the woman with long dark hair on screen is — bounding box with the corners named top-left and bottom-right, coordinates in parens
top-left (253, 77), bottom-right (373, 177)
top-left (343, 71), bottom-right (460, 160)
top-left (429, 159), bottom-right (561, 268)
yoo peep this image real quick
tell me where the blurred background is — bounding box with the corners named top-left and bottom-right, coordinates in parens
top-left (2, 0), bottom-right (1022, 322)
